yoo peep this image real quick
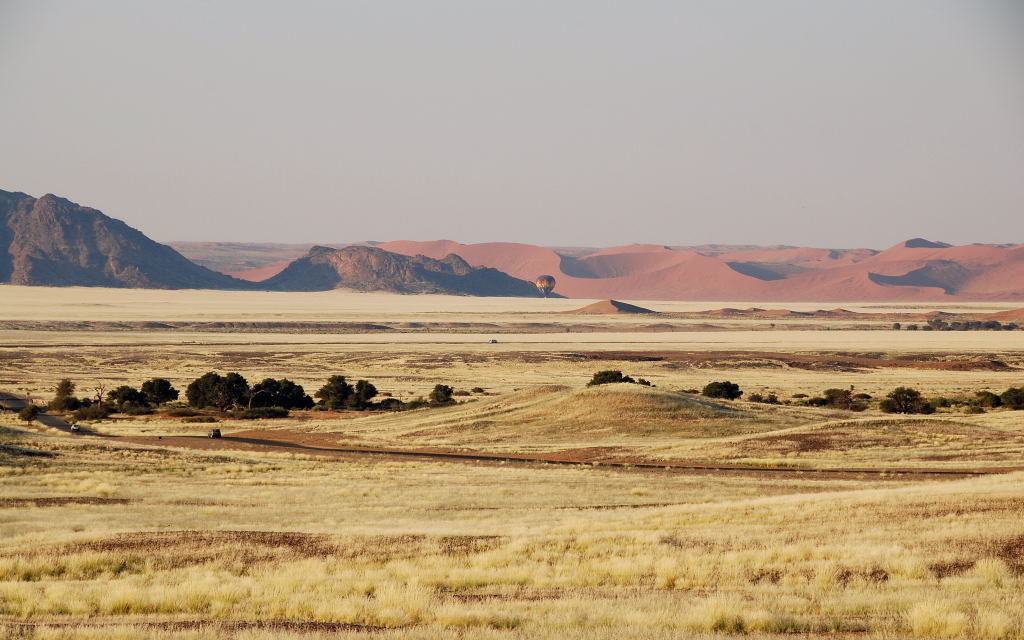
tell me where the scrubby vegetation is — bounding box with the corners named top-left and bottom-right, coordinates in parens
top-left (587, 370), bottom-right (652, 387)
top-left (880, 387), bottom-right (936, 414)
top-left (702, 381), bottom-right (742, 400)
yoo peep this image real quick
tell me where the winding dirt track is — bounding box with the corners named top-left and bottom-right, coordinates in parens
top-left (114, 430), bottom-right (1021, 478)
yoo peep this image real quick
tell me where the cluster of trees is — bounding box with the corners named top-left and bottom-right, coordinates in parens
top-left (30, 373), bottom-right (466, 423)
top-left (587, 370), bottom-right (652, 387)
top-left (895, 319), bottom-right (1019, 331)
top-left (39, 378), bottom-right (180, 421)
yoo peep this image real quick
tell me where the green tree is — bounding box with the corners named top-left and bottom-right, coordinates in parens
top-left (48, 378), bottom-right (81, 411)
top-left (186, 372), bottom-right (250, 410)
top-left (141, 378), bottom-right (179, 405)
top-left (251, 378), bottom-right (314, 409)
top-left (879, 387), bottom-right (934, 414)
top-left (702, 381), bottom-right (742, 400)
top-left (586, 370), bottom-right (635, 386)
top-left (429, 384), bottom-right (454, 405)
top-left (315, 375), bottom-right (353, 410)
top-left (347, 380), bottom-right (378, 410)
top-left (106, 386), bottom-right (148, 411)
top-left (18, 404), bottom-right (41, 423)
top-left (55, 379), bottom-right (76, 398)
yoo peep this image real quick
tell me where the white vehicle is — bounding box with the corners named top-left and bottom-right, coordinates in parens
top-left (70, 424), bottom-right (81, 432)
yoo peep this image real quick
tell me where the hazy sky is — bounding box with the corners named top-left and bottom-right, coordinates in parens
top-left (1, 1), bottom-right (1022, 248)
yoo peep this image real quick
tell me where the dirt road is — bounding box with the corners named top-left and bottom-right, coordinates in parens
top-left (116, 429), bottom-right (1018, 478)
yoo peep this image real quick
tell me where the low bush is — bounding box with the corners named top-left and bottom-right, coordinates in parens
top-left (184, 416), bottom-right (218, 423)
top-left (165, 407), bottom-right (201, 417)
top-left (47, 396), bottom-right (81, 412)
top-left (232, 406), bottom-right (289, 419)
top-left (18, 405), bottom-right (42, 423)
top-left (73, 405), bottom-right (110, 421)
top-left (1000, 387), bottom-right (1024, 410)
top-left (587, 370), bottom-right (635, 386)
top-left (702, 381), bottom-right (742, 400)
top-left (879, 387), bottom-right (934, 414)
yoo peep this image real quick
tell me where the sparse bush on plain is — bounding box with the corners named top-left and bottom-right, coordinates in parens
top-left (18, 404), bottom-right (41, 423)
top-left (165, 407), bottom-right (201, 417)
top-left (1000, 387), bottom-right (1024, 410)
top-left (232, 406), bottom-right (289, 419)
top-left (702, 381), bottom-right (742, 400)
top-left (183, 416), bottom-right (218, 423)
top-left (73, 404), bottom-right (110, 421)
top-left (879, 387), bottom-right (935, 414)
top-left (587, 370), bottom-right (635, 386)
top-left (429, 384), bottom-right (455, 405)
top-left (974, 391), bottom-right (1002, 408)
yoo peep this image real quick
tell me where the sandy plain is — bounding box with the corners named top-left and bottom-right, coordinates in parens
top-left (1, 286), bottom-right (1023, 639)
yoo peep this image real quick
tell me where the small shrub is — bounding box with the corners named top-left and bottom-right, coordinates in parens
top-left (821, 388), bottom-right (867, 411)
top-left (702, 381), bottom-right (742, 400)
top-left (233, 407), bottom-right (289, 419)
top-left (974, 391), bottom-right (1002, 408)
top-left (73, 405), bottom-right (110, 421)
top-left (18, 405), bottom-right (42, 423)
top-left (165, 407), bottom-right (201, 417)
top-left (963, 405), bottom-right (985, 414)
top-left (792, 393), bottom-right (809, 399)
top-left (402, 397), bottom-right (430, 410)
top-left (879, 387), bottom-right (934, 414)
top-left (470, 387), bottom-right (485, 394)
top-left (47, 395), bottom-right (81, 412)
top-left (119, 402), bottom-right (153, 415)
top-left (453, 390), bottom-right (471, 396)
top-left (429, 384), bottom-right (455, 405)
top-left (184, 416), bottom-right (218, 423)
top-left (587, 370), bottom-right (635, 386)
top-left (1000, 387), bottom-right (1024, 410)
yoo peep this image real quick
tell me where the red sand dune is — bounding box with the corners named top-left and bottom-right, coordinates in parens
top-left (373, 238), bottom-right (1024, 302)
top-left (561, 300), bottom-right (657, 314)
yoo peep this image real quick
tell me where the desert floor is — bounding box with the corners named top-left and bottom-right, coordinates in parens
top-left (1, 286), bottom-right (1023, 639)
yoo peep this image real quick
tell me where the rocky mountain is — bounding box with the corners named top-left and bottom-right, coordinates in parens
top-left (0, 190), bottom-right (250, 289)
top-left (260, 245), bottom-right (543, 295)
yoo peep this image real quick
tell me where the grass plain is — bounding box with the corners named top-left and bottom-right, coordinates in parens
top-left (1, 286), bottom-right (1023, 639)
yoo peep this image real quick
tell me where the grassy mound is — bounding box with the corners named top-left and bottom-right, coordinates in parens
top-left (336, 384), bottom-right (779, 446)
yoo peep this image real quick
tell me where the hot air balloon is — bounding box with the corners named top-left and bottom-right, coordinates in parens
top-left (534, 275), bottom-right (556, 297)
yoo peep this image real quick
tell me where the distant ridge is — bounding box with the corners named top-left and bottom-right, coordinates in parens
top-left (562, 300), bottom-right (656, 314)
top-left (261, 245), bottom-right (543, 296)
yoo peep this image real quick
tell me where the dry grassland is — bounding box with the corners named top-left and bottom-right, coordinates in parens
top-left (1, 287), bottom-right (1024, 638)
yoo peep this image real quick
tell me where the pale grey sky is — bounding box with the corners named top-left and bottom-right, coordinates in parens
top-left (1, 0), bottom-right (1022, 247)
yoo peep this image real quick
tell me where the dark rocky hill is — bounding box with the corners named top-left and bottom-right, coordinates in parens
top-left (261, 245), bottom-right (543, 295)
top-left (0, 190), bottom-right (250, 289)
